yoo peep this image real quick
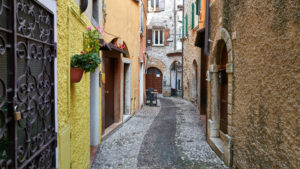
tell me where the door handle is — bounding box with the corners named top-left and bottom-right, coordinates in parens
top-left (105, 91), bottom-right (109, 94)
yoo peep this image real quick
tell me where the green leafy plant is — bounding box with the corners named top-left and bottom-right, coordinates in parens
top-left (71, 52), bottom-right (101, 73)
top-left (71, 25), bottom-right (103, 73)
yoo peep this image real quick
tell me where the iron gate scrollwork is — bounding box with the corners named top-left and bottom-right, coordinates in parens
top-left (0, 0), bottom-right (57, 168)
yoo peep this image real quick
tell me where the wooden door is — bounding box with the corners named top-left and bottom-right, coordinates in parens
top-left (219, 46), bottom-right (228, 134)
top-left (146, 68), bottom-right (162, 93)
top-left (105, 57), bottom-right (115, 128)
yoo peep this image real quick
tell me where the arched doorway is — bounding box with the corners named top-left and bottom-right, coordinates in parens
top-left (146, 67), bottom-right (163, 93)
top-left (170, 61), bottom-right (182, 96)
top-left (207, 27), bottom-right (234, 166)
top-left (217, 41), bottom-right (228, 134)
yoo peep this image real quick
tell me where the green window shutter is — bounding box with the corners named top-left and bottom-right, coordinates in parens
top-left (191, 3), bottom-right (194, 29)
top-left (197, 0), bottom-right (202, 15)
top-left (182, 16), bottom-right (185, 38)
top-left (196, 0), bottom-right (199, 15)
top-left (185, 14), bottom-right (188, 36)
top-left (199, 0), bottom-right (202, 14)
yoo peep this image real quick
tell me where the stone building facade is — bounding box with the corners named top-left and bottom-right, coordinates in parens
top-left (182, 0), bottom-right (201, 105)
top-left (146, 0), bottom-right (183, 96)
top-left (205, 0), bottom-right (300, 168)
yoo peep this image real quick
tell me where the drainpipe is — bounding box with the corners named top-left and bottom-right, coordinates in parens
top-left (204, 0), bottom-right (210, 57)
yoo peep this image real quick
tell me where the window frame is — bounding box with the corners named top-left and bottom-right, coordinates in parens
top-left (139, 2), bottom-right (144, 34)
top-left (152, 29), bottom-right (164, 46)
top-left (92, 0), bottom-right (99, 23)
top-left (149, 0), bottom-right (160, 12)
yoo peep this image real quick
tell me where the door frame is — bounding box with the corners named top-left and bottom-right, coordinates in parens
top-left (122, 58), bottom-right (131, 121)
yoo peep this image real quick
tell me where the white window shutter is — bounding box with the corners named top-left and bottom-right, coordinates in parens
top-left (159, 0), bottom-right (165, 11)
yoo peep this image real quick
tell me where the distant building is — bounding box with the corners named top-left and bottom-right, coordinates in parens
top-left (146, 0), bottom-right (183, 97)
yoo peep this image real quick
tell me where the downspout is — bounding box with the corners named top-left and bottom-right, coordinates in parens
top-left (181, 0), bottom-right (184, 99)
top-left (204, 0), bottom-right (210, 57)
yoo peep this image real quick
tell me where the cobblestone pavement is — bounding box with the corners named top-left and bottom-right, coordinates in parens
top-left (92, 97), bottom-right (227, 169)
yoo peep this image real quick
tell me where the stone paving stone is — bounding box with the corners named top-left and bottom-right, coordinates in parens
top-left (91, 97), bottom-right (227, 169)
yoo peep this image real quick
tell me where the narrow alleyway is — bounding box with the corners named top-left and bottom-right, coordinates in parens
top-left (92, 97), bottom-right (227, 169)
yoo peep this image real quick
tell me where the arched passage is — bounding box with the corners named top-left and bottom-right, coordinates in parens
top-left (146, 67), bottom-right (163, 93)
top-left (170, 61), bottom-right (182, 96)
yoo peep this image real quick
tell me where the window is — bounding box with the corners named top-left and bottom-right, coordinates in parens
top-left (182, 17), bottom-right (185, 38)
top-left (191, 3), bottom-right (198, 29)
top-left (154, 69), bottom-right (161, 75)
top-left (92, 0), bottom-right (99, 23)
top-left (196, 0), bottom-right (202, 15)
top-left (147, 69), bottom-right (153, 74)
top-left (139, 2), bottom-right (144, 34)
top-left (191, 3), bottom-right (195, 29)
top-left (152, 30), bottom-right (164, 46)
top-left (185, 14), bottom-right (188, 36)
top-left (148, 0), bottom-right (165, 11)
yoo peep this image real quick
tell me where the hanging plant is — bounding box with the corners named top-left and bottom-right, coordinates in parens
top-left (71, 51), bottom-right (101, 73)
top-left (70, 25), bottom-right (104, 83)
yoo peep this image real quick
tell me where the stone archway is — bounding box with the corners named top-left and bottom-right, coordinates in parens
top-left (207, 27), bottom-right (233, 166)
top-left (147, 58), bottom-right (167, 73)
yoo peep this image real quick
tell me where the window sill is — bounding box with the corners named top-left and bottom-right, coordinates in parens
top-left (152, 44), bottom-right (165, 47)
top-left (148, 10), bottom-right (162, 13)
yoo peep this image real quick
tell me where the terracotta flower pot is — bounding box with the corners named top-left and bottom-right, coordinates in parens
top-left (70, 67), bottom-right (84, 83)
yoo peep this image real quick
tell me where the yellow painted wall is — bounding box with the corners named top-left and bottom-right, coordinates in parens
top-left (57, 0), bottom-right (102, 168)
top-left (104, 0), bottom-right (140, 115)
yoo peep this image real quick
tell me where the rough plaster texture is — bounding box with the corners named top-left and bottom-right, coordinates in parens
top-left (146, 0), bottom-right (183, 96)
top-left (104, 0), bottom-right (141, 114)
top-left (183, 0), bottom-right (201, 104)
top-left (57, 1), bottom-right (101, 168)
top-left (209, 0), bottom-right (300, 168)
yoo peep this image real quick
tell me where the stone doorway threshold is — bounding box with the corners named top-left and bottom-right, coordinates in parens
top-left (102, 121), bottom-right (123, 139)
top-left (210, 138), bottom-right (225, 157)
top-left (123, 114), bottom-right (131, 123)
top-left (200, 114), bottom-right (207, 134)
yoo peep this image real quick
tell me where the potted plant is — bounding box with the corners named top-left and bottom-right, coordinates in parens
top-left (70, 25), bottom-right (103, 83)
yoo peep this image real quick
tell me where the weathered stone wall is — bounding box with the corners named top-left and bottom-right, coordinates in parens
top-left (209, 0), bottom-right (300, 168)
top-left (183, 0), bottom-right (201, 105)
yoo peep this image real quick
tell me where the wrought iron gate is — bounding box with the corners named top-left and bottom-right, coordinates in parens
top-left (0, 0), bottom-right (57, 168)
